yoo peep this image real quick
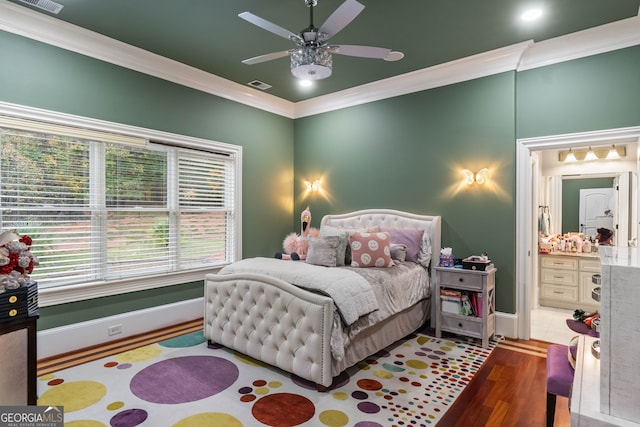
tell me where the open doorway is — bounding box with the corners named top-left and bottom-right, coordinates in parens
top-left (516, 127), bottom-right (640, 341)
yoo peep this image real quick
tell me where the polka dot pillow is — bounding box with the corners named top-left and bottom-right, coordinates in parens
top-left (349, 231), bottom-right (395, 268)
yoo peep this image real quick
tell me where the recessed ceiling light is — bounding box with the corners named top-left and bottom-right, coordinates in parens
top-left (521, 8), bottom-right (543, 21)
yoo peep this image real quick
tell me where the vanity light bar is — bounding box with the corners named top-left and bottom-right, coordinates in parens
top-left (559, 145), bottom-right (626, 162)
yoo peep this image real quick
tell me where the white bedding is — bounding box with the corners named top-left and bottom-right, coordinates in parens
top-left (219, 257), bottom-right (430, 361)
top-left (330, 261), bottom-right (430, 360)
top-left (219, 257), bottom-right (378, 326)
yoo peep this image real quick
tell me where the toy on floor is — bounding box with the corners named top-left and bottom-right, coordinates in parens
top-left (573, 308), bottom-right (600, 328)
top-left (275, 206), bottom-right (319, 260)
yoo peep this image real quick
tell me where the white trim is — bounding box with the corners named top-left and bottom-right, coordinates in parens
top-left (516, 126), bottom-right (640, 340)
top-left (38, 268), bottom-right (220, 307)
top-left (1, 0), bottom-right (639, 119)
top-left (0, 102), bottom-right (241, 155)
top-left (495, 311), bottom-right (519, 339)
top-left (295, 41), bottom-right (532, 118)
top-left (0, 101), bottom-right (240, 306)
top-left (37, 297), bottom-right (204, 359)
top-left (517, 17), bottom-right (640, 71)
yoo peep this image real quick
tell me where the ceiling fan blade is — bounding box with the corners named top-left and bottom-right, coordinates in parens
top-left (239, 12), bottom-right (303, 43)
top-left (331, 45), bottom-right (392, 59)
top-left (317, 0), bottom-right (365, 41)
top-left (241, 50), bottom-right (290, 65)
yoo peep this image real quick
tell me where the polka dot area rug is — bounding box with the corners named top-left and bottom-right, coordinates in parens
top-left (38, 329), bottom-right (495, 427)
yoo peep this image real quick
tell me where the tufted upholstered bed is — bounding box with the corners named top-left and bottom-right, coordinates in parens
top-left (204, 209), bottom-right (441, 388)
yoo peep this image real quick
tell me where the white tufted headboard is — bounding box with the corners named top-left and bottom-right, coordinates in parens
top-left (320, 209), bottom-right (442, 273)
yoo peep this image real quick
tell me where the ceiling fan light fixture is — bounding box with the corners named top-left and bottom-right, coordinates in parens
top-left (290, 47), bottom-right (333, 80)
top-left (384, 51), bottom-right (405, 62)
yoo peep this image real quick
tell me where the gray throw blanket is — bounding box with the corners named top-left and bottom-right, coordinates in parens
top-left (219, 257), bottom-right (378, 325)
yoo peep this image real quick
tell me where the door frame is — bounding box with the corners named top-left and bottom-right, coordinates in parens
top-left (516, 126), bottom-right (640, 340)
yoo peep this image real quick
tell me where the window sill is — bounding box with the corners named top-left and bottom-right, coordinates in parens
top-left (38, 267), bottom-right (225, 307)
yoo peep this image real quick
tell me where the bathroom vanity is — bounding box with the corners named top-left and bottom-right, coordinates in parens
top-left (539, 252), bottom-right (601, 311)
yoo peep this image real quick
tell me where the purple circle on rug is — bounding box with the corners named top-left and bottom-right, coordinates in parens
top-left (354, 422), bottom-right (384, 427)
top-left (130, 355), bottom-right (238, 404)
top-left (110, 408), bottom-right (147, 427)
top-left (357, 401), bottom-right (380, 414)
top-left (352, 390), bottom-right (368, 400)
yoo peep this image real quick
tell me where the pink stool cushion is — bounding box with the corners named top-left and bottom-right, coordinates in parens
top-left (546, 344), bottom-right (574, 397)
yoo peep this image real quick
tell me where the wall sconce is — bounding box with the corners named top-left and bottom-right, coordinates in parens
top-left (304, 179), bottom-right (321, 193)
top-left (463, 168), bottom-right (489, 185)
top-left (559, 145), bottom-right (626, 162)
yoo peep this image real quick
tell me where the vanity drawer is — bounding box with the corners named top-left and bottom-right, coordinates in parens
top-left (540, 256), bottom-right (579, 270)
top-left (579, 259), bottom-right (601, 273)
top-left (540, 268), bottom-right (578, 286)
top-left (438, 270), bottom-right (483, 291)
top-left (541, 284), bottom-right (578, 302)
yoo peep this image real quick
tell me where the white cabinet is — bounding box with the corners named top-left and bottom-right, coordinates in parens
top-left (578, 258), bottom-right (602, 307)
top-left (539, 254), bottom-right (600, 311)
top-left (571, 248), bottom-right (640, 426)
top-left (598, 247), bottom-right (640, 423)
top-left (434, 267), bottom-right (496, 348)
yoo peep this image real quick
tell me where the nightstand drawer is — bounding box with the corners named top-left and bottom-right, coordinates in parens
top-left (540, 268), bottom-right (578, 286)
top-left (437, 270), bottom-right (483, 291)
top-left (541, 284), bottom-right (578, 302)
top-left (440, 314), bottom-right (482, 336)
top-left (540, 256), bottom-right (579, 270)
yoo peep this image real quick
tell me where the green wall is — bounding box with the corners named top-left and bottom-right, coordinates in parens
top-left (0, 30), bottom-right (295, 329)
top-left (294, 45), bottom-right (640, 315)
top-left (561, 178), bottom-right (614, 234)
top-left (1, 28), bottom-right (639, 327)
top-left (516, 46), bottom-right (640, 138)
top-left (294, 73), bottom-right (517, 313)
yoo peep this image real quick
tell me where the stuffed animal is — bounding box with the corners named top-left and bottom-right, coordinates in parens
top-left (275, 206), bottom-right (319, 260)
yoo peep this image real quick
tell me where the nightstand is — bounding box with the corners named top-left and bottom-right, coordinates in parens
top-left (435, 266), bottom-right (496, 348)
top-left (0, 315), bottom-right (39, 405)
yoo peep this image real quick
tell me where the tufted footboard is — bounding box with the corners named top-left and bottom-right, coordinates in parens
top-left (204, 272), bottom-right (335, 387)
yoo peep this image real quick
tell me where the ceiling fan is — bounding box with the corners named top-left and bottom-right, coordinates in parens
top-left (239, 0), bottom-right (402, 81)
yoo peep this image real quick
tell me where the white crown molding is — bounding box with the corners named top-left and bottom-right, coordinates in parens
top-left (1, 0), bottom-right (639, 119)
top-left (517, 16), bottom-right (640, 71)
top-left (294, 41), bottom-right (533, 118)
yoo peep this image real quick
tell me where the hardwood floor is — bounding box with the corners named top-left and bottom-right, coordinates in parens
top-left (439, 338), bottom-right (570, 427)
top-left (37, 323), bottom-right (571, 426)
top-left (37, 319), bottom-right (204, 376)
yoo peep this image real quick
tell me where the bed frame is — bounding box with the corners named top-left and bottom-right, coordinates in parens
top-left (204, 209), bottom-right (441, 388)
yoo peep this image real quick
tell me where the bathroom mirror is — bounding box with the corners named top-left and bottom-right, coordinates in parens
top-left (539, 142), bottom-right (638, 246)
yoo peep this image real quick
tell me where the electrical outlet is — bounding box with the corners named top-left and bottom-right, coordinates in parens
top-left (107, 324), bottom-right (123, 336)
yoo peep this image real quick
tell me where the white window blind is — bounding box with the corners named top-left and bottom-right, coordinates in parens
top-left (0, 118), bottom-right (237, 290)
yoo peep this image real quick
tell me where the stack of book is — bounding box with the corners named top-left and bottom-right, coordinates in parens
top-left (440, 288), bottom-right (482, 317)
top-left (440, 289), bottom-right (462, 314)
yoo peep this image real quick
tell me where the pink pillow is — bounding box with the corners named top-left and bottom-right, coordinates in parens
top-left (380, 227), bottom-right (424, 262)
top-left (349, 232), bottom-right (395, 268)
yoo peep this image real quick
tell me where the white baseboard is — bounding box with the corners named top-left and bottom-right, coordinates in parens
top-left (37, 300), bottom-right (520, 360)
top-left (37, 297), bottom-right (204, 359)
top-left (496, 311), bottom-right (519, 339)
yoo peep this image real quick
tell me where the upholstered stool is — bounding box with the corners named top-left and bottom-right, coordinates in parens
top-left (546, 344), bottom-right (575, 426)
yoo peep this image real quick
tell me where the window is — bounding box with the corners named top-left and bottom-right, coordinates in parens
top-left (0, 111), bottom-right (240, 303)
